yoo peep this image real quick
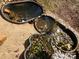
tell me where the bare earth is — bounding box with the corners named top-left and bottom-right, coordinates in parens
top-left (0, 16), bottom-right (38, 59)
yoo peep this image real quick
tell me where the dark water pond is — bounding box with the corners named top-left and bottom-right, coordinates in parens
top-left (1, 1), bottom-right (43, 23)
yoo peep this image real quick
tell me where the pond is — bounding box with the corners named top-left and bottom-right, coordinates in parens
top-left (1, 1), bottom-right (43, 23)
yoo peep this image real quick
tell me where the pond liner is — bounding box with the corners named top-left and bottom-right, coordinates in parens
top-left (24, 34), bottom-right (53, 59)
top-left (58, 23), bottom-right (78, 49)
top-left (33, 15), bottom-right (78, 52)
top-left (34, 15), bottom-right (55, 34)
top-left (51, 22), bottom-right (78, 53)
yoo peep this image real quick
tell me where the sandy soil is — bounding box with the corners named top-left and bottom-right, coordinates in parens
top-left (0, 16), bottom-right (38, 59)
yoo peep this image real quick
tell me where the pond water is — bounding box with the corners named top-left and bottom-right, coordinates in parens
top-left (1, 1), bottom-right (43, 23)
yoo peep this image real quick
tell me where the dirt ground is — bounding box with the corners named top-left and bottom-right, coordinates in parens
top-left (0, 15), bottom-right (38, 59)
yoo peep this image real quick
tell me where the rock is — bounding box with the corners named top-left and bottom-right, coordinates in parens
top-left (0, 33), bottom-right (7, 45)
top-left (4, 8), bottom-right (11, 14)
